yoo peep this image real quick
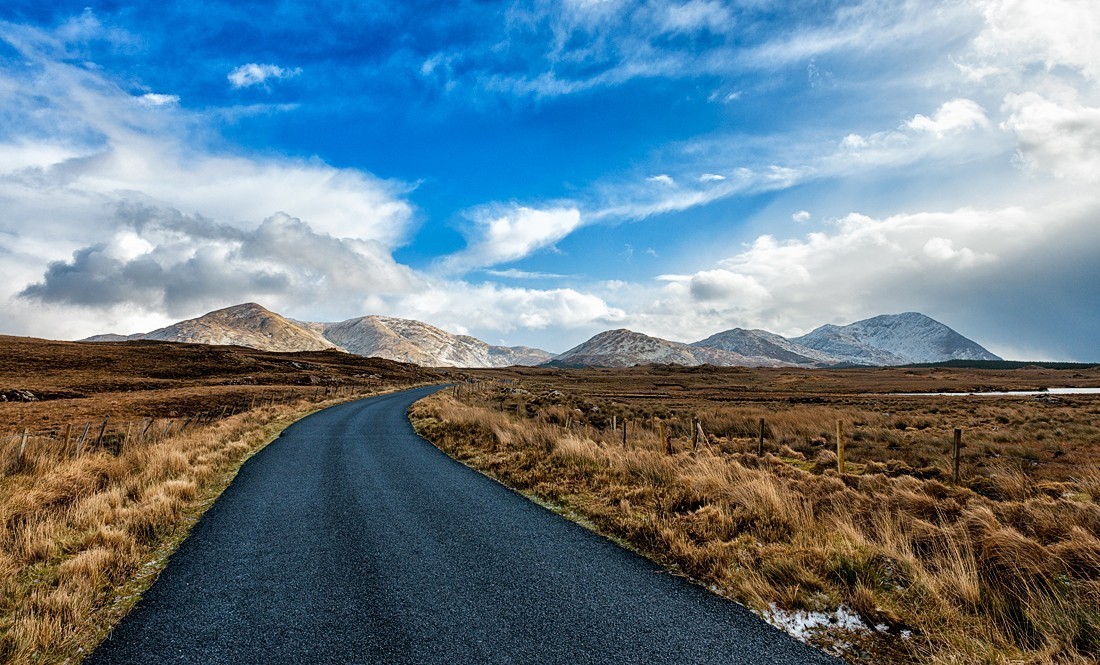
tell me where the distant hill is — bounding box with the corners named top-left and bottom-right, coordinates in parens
top-left (546, 312), bottom-right (999, 369)
top-left (319, 316), bottom-right (553, 368)
top-left (87, 303), bottom-right (552, 369)
top-left (87, 303), bottom-right (333, 353)
top-left (691, 328), bottom-right (840, 367)
top-left (548, 329), bottom-right (756, 368)
top-left (86, 305), bottom-right (1001, 369)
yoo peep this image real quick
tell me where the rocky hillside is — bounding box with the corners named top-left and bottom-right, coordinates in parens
top-left (691, 328), bottom-right (840, 367)
top-left (86, 305), bottom-right (1000, 369)
top-left (548, 329), bottom-right (754, 368)
top-left (87, 303), bottom-right (334, 353)
top-left (87, 303), bottom-right (552, 368)
top-left (320, 316), bottom-right (553, 368)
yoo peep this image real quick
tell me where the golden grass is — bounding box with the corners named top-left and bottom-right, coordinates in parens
top-left (412, 388), bottom-right (1100, 664)
top-left (0, 388), bottom-right (410, 664)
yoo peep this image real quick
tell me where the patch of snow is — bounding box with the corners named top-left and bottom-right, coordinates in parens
top-left (763, 603), bottom-right (871, 642)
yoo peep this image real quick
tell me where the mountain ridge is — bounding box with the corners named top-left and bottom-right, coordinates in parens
top-left (86, 304), bottom-right (1001, 369)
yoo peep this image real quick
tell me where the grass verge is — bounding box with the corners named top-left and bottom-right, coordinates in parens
top-left (0, 388), bottom-right (410, 664)
top-left (410, 390), bottom-right (1100, 664)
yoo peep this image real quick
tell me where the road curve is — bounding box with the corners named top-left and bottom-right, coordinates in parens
top-left (89, 386), bottom-right (840, 664)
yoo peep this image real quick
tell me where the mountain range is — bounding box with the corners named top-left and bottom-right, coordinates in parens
top-left (86, 303), bottom-right (1001, 368)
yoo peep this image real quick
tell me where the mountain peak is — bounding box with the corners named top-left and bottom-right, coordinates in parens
top-left (793, 312), bottom-right (1000, 365)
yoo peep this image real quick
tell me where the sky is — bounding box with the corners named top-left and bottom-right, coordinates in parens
top-left (0, 1), bottom-right (1098, 360)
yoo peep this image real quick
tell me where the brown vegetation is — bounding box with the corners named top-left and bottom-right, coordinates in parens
top-left (0, 336), bottom-right (441, 663)
top-left (411, 368), bottom-right (1100, 664)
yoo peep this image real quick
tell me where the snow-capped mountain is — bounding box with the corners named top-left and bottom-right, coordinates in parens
top-left (548, 313), bottom-right (999, 368)
top-left (791, 312), bottom-right (1001, 365)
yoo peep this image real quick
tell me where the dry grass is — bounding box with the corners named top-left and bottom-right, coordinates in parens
top-left (0, 335), bottom-right (442, 664)
top-left (412, 382), bottom-right (1100, 664)
top-left (0, 397), bottom-right (339, 663)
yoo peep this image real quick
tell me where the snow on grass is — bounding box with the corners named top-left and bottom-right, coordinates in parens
top-left (763, 603), bottom-right (871, 642)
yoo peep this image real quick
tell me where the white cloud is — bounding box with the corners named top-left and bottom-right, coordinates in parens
top-left (483, 268), bottom-right (569, 279)
top-left (228, 63), bottom-right (302, 88)
top-left (792, 210), bottom-right (811, 223)
top-left (1001, 92), bottom-right (1100, 180)
top-left (646, 174), bottom-right (675, 185)
top-left (906, 98), bottom-right (990, 137)
top-left (699, 173), bottom-right (725, 182)
top-left (0, 22), bottom-right (417, 336)
top-left (972, 0), bottom-right (1100, 82)
top-left (655, 0), bottom-right (734, 34)
top-left (139, 93), bottom-right (179, 106)
top-left (687, 269), bottom-right (771, 304)
top-left (440, 205), bottom-right (583, 273)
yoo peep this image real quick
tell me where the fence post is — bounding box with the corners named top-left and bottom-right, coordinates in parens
top-left (94, 416), bottom-right (110, 449)
top-left (952, 428), bottom-right (963, 484)
top-left (836, 419), bottom-right (845, 474)
top-left (19, 428), bottom-right (28, 462)
top-left (696, 420), bottom-right (710, 451)
top-left (659, 419), bottom-right (669, 454)
top-left (622, 419), bottom-right (628, 447)
top-left (691, 417), bottom-right (700, 452)
top-left (75, 422), bottom-right (91, 457)
top-left (758, 418), bottom-right (765, 456)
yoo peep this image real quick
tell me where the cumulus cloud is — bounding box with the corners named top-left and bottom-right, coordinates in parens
top-left (972, 0), bottom-right (1100, 82)
top-left (685, 269), bottom-right (771, 304)
top-left (397, 281), bottom-right (625, 336)
top-left (227, 63), bottom-right (302, 88)
top-left (906, 99), bottom-right (990, 137)
top-left (439, 205), bottom-right (583, 273)
top-left (792, 210), bottom-right (811, 223)
top-left (18, 206), bottom-right (421, 316)
top-left (1001, 92), bottom-right (1100, 180)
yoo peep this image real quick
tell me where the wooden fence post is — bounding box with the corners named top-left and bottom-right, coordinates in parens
top-left (696, 420), bottom-right (710, 451)
top-left (63, 423), bottom-right (73, 450)
top-left (75, 422), bottom-right (91, 457)
top-left (659, 419), bottom-right (668, 454)
top-left (19, 428), bottom-right (28, 462)
top-left (622, 419), bottom-right (628, 447)
top-left (94, 416), bottom-right (110, 449)
top-left (836, 419), bottom-right (845, 474)
top-left (691, 417), bottom-right (700, 452)
top-left (758, 418), bottom-right (765, 456)
top-left (952, 428), bottom-right (963, 484)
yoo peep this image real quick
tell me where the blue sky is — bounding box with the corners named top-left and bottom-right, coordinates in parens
top-left (1, 1), bottom-right (1099, 359)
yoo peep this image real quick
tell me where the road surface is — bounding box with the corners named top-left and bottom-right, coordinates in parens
top-left (89, 386), bottom-right (840, 664)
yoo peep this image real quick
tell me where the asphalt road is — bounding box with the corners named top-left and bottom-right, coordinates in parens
top-left (89, 386), bottom-right (840, 664)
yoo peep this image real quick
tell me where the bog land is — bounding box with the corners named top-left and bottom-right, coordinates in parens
top-left (413, 363), bottom-right (1100, 663)
top-left (2, 336), bottom-right (1099, 663)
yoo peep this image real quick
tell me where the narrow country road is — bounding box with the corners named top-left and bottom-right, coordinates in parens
top-left (89, 386), bottom-right (840, 664)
